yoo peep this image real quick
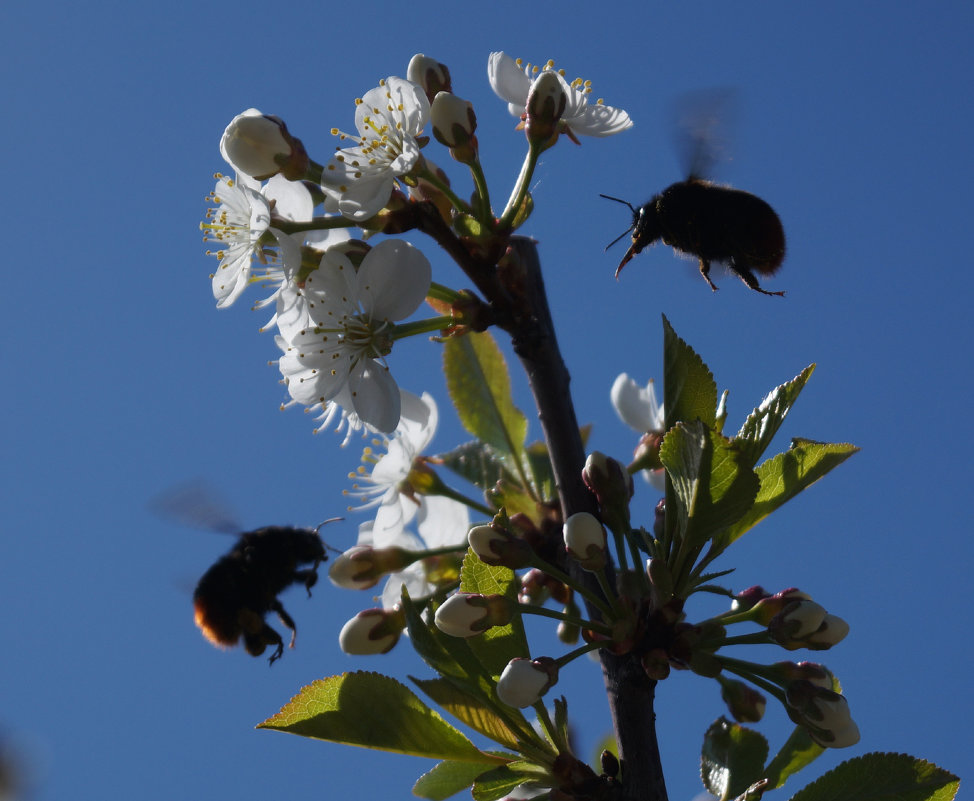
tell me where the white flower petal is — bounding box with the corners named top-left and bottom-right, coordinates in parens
top-left (416, 495), bottom-right (470, 549)
top-left (487, 52), bottom-right (531, 107)
top-left (348, 359), bottom-right (401, 433)
top-left (357, 240), bottom-right (432, 322)
top-left (611, 373), bottom-right (663, 432)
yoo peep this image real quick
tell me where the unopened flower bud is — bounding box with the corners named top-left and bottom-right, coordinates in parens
top-left (524, 70), bottom-right (567, 147)
top-left (557, 595), bottom-right (580, 645)
top-left (750, 588), bottom-right (811, 624)
top-left (431, 92), bottom-right (478, 157)
top-left (468, 524), bottom-right (532, 569)
top-left (338, 607), bottom-right (406, 655)
top-left (328, 545), bottom-right (412, 590)
top-left (800, 614), bottom-right (850, 650)
top-left (647, 558), bottom-right (674, 605)
top-left (407, 54), bottom-right (452, 103)
top-left (434, 593), bottom-right (512, 638)
top-left (641, 647), bottom-right (671, 680)
top-left (769, 661), bottom-right (834, 690)
top-left (220, 108), bottom-right (309, 181)
top-left (718, 677), bottom-right (767, 723)
top-left (785, 681), bottom-right (860, 748)
top-left (768, 599), bottom-right (831, 648)
top-left (583, 451), bottom-right (634, 534)
top-left (496, 657), bottom-right (558, 708)
top-left (731, 585), bottom-right (770, 613)
top-left (563, 512), bottom-right (607, 571)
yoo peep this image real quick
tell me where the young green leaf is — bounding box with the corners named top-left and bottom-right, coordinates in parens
top-left (660, 420), bottom-right (760, 553)
top-left (663, 315), bottom-right (718, 432)
top-left (412, 677), bottom-right (523, 750)
top-left (413, 759), bottom-right (492, 801)
top-left (761, 724), bottom-right (823, 791)
top-left (701, 717), bottom-right (770, 801)
top-left (787, 752), bottom-right (959, 801)
top-left (437, 439), bottom-right (515, 493)
top-left (459, 550), bottom-right (530, 675)
top-left (258, 672), bottom-right (503, 763)
top-left (472, 763), bottom-right (535, 801)
top-left (735, 365), bottom-right (815, 468)
top-left (443, 331), bottom-right (528, 470)
top-left (716, 439), bottom-right (859, 549)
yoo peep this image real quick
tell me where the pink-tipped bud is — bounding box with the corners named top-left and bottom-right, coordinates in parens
top-left (220, 108), bottom-right (308, 181)
top-left (496, 657), bottom-right (558, 708)
top-left (563, 512), bottom-right (607, 572)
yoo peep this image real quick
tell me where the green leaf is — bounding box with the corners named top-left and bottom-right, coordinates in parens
top-left (258, 672), bottom-right (499, 763)
top-left (660, 420), bottom-right (760, 551)
top-left (413, 760), bottom-right (492, 801)
top-left (787, 752), bottom-right (959, 801)
top-left (718, 439), bottom-right (859, 548)
top-left (473, 764), bottom-right (533, 801)
top-left (459, 549), bottom-right (530, 675)
top-left (762, 725), bottom-right (823, 790)
top-left (736, 365), bottom-right (815, 468)
top-left (486, 480), bottom-right (542, 526)
top-left (443, 331), bottom-right (528, 468)
top-left (701, 717), bottom-right (770, 801)
top-left (663, 315), bottom-right (718, 432)
top-left (412, 677), bottom-right (522, 750)
top-left (437, 440), bottom-right (515, 493)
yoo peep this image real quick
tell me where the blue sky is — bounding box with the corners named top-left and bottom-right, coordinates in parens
top-left (2, 3), bottom-right (971, 800)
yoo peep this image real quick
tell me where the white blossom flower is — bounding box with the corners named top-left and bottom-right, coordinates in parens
top-left (611, 373), bottom-right (666, 491)
top-left (202, 173), bottom-right (311, 309)
top-left (277, 239), bottom-right (431, 433)
top-left (321, 76), bottom-right (430, 222)
top-left (487, 52), bottom-right (632, 138)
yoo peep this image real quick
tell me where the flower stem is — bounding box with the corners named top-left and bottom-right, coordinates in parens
top-left (518, 603), bottom-right (614, 638)
top-left (390, 316), bottom-right (456, 340)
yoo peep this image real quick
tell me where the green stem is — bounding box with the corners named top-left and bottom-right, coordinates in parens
top-left (518, 603), bottom-right (614, 638)
top-left (271, 216), bottom-right (357, 235)
top-left (427, 281), bottom-right (462, 304)
top-left (527, 556), bottom-right (614, 620)
top-left (499, 142), bottom-right (541, 228)
top-left (468, 159), bottom-right (493, 221)
top-left (414, 166), bottom-right (469, 214)
top-left (390, 316), bottom-right (456, 340)
top-left (430, 481), bottom-right (495, 518)
top-left (553, 640), bottom-right (605, 669)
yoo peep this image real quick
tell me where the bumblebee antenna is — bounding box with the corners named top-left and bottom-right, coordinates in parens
top-left (599, 193), bottom-right (636, 212)
top-left (314, 517), bottom-right (344, 551)
top-left (600, 194), bottom-right (639, 251)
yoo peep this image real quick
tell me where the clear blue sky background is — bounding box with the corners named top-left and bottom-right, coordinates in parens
top-left (2, 3), bottom-right (971, 800)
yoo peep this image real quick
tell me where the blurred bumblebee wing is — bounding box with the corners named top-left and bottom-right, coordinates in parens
top-left (148, 480), bottom-right (242, 535)
top-left (671, 87), bottom-right (738, 181)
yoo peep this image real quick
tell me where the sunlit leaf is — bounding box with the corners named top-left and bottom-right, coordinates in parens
top-left (717, 439), bottom-right (859, 549)
top-left (761, 724), bottom-right (823, 790)
top-left (473, 763), bottom-right (534, 801)
top-left (660, 420), bottom-right (760, 550)
top-left (735, 364), bottom-right (815, 468)
top-left (413, 760), bottom-right (490, 801)
top-left (459, 549), bottom-right (530, 675)
top-left (258, 672), bottom-right (500, 763)
top-left (443, 331), bottom-right (527, 469)
top-left (437, 439), bottom-right (515, 493)
top-left (412, 677), bottom-right (522, 750)
top-left (663, 315), bottom-right (718, 432)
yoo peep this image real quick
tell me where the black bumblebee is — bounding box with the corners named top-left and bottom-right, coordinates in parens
top-left (603, 91), bottom-right (786, 296)
top-left (193, 525), bottom-right (334, 664)
top-left (150, 482), bottom-right (337, 664)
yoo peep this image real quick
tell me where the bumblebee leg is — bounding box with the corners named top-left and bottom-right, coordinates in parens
top-left (698, 259), bottom-right (719, 291)
top-left (242, 626), bottom-right (284, 663)
top-left (733, 263), bottom-right (785, 297)
top-left (270, 599), bottom-right (298, 650)
top-left (294, 567), bottom-right (318, 596)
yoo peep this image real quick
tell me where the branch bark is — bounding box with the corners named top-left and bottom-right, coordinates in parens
top-left (504, 237), bottom-right (669, 801)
